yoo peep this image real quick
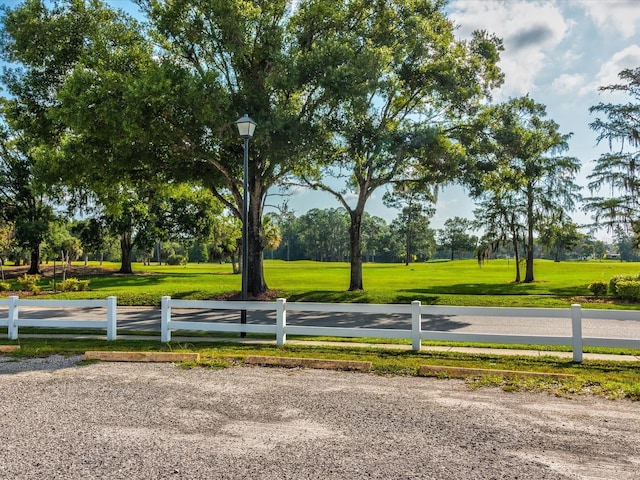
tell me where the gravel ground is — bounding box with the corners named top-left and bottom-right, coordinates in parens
top-left (0, 356), bottom-right (639, 480)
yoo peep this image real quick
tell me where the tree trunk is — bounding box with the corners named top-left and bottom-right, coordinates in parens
top-left (61, 250), bottom-right (67, 281)
top-left (405, 207), bottom-right (412, 266)
top-left (524, 185), bottom-right (535, 283)
top-left (27, 248), bottom-right (41, 275)
top-left (119, 232), bottom-right (134, 274)
top-left (247, 186), bottom-right (267, 296)
top-left (348, 210), bottom-right (364, 291)
top-left (512, 233), bottom-right (521, 283)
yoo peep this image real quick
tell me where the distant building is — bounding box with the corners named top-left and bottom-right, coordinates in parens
top-left (604, 252), bottom-right (621, 260)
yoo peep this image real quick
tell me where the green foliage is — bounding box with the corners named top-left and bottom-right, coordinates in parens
top-left (16, 274), bottom-right (41, 292)
top-left (58, 278), bottom-right (90, 292)
top-left (538, 217), bottom-right (582, 262)
top-left (587, 281), bottom-right (608, 297)
top-left (471, 96), bottom-right (581, 284)
top-left (166, 254), bottom-right (187, 266)
top-left (615, 281), bottom-right (640, 302)
top-left (1, 0), bottom-right (505, 295)
top-left (437, 216), bottom-right (477, 260)
top-left (390, 206), bottom-right (436, 263)
top-left (586, 67), bottom-right (640, 231)
top-left (299, 1), bottom-right (503, 290)
top-left (608, 274), bottom-right (640, 297)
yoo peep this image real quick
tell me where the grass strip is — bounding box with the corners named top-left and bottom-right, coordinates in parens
top-left (2, 337), bottom-right (639, 400)
top-left (418, 365), bottom-right (575, 380)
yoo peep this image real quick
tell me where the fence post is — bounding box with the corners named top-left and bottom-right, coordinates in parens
top-left (161, 296), bottom-right (171, 342)
top-left (106, 296), bottom-right (117, 341)
top-left (8, 296), bottom-right (18, 340)
top-left (571, 304), bottom-right (583, 363)
top-left (411, 300), bottom-right (421, 351)
top-left (276, 298), bottom-right (287, 347)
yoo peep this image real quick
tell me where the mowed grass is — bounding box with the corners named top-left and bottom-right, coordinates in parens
top-left (2, 258), bottom-right (639, 308)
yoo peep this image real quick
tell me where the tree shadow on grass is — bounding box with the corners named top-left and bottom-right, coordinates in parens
top-left (400, 281), bottom-right (560, 296)
top-left (286, 290), bottom-right (377, 303)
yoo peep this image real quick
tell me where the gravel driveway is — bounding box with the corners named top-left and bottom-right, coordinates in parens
top-left (0, 355), bottom-right (639, 479)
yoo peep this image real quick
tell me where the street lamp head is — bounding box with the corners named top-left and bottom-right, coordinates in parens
top-left (235, 114), bottom-right (257, 139)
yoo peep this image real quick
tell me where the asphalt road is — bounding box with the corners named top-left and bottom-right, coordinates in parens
top-left (7, 304), bottom-right (640, 339)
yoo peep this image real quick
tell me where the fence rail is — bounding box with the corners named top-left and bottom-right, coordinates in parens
top-left (159, 296), bottom-right (640, 363)
top-left (0, 296), bottom-right (117, 340)
top-left (2, 295), bottom-right (640, 363)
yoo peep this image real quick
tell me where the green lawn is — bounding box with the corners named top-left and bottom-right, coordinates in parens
top-left (2, 258), bottom-right (639, 308)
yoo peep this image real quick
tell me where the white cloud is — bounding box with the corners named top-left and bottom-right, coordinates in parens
top-left (286, 184), bottom-right (309, 197)
top-left (580, 44), bottom-right (640, 95)
top-left (449, 1), bottom-right (571, 97)
top-left (578, 0), bottom-right (640, 39)
top-left (552, 73), bottom-right (586, 93)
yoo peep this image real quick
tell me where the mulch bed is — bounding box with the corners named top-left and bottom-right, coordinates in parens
top-left (1, 265), bottom-right (117, 298)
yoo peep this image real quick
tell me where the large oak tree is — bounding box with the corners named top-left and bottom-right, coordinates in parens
top-left (129, 0), bottom-right (379, 295)
top-left (300, 0), bottom-right (503, 290)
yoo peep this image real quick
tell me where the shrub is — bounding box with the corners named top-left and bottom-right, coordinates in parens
top-left (167, 254), bottom-right (187, 266)
top-left (587, 281), bottom-right (608, 297)
top-left (59, 278), bottom-right (90, 292)
top-left (16, 274), bottom-right (41, 293)
top-left (0, 281), bottom-right (10, 292)
top-left (614, 281), bottom-right (640, 302)
top-left (609, 274), bottom-right (640, 297)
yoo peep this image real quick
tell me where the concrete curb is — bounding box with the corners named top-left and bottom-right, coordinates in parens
top-left (84, 351), bottom-right (199, 363)
top-left (0, 345), bottom-right (20, 353)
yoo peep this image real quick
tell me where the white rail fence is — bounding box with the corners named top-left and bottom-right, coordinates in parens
top-left (0, 296), bottom-right (117, 340)
top-left (160, 296), bottom-right (640, 363)
top-left (2, 295), bottom-right (640, 363)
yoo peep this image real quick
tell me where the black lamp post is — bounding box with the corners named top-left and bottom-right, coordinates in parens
top-left (235, 114), bottom-right (256, 333)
